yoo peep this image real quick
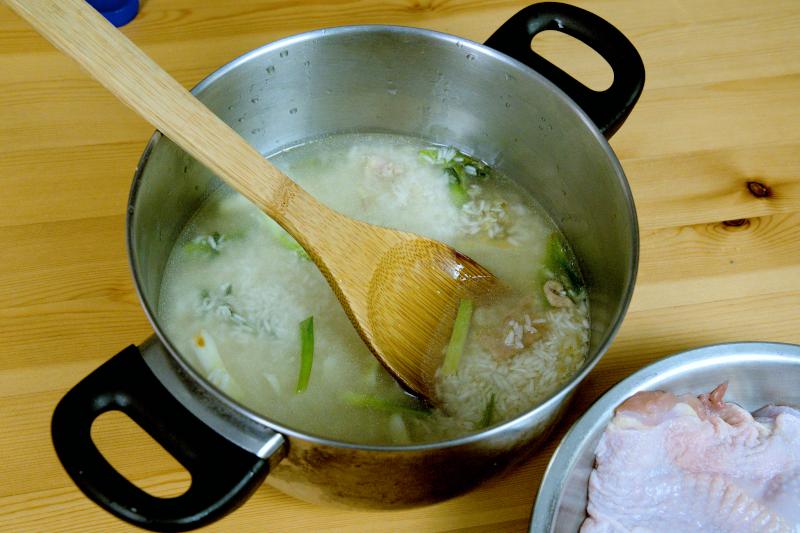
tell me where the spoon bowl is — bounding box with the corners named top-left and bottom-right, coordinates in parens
top-left (362, 236), bottom-right (499, 397)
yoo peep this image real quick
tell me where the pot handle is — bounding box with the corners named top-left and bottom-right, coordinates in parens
top-left (484, 2), bottom-right (645, 138)
top-left (51, 344), bottom-right (276, 532)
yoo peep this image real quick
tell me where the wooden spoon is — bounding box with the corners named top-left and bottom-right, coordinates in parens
top-left (6, 0), bottom-right (499, 401)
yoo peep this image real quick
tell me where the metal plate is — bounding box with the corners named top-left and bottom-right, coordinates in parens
top-left (530, 342), bottom-right (800, 532)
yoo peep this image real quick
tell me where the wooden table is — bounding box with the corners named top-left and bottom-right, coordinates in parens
top-left (1, 1), bottom-right (798, 531)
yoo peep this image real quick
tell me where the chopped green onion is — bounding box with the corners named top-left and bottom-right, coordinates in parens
top-left (418, 148), bottom-right (439, 162)
top-left (441, 298), bottom-right (474, 374)
top-left (264, 216), bottom-right (311, 260)
top-left (184, 232), bottom-right (224, 255)
top-left (419, 147), bottom-right (492, 206)
top-left (448, 180), bottom-right (470, 206)
top-left (342, 392), bottom-right (431, 418)
top-left (295, 316), bottom-right (314, 393)
top-left (477, 393), bottom-right (496, 429)
top-left (544, 232), bottom-right (583, 292)
top-left (276, 231), bottom-right (311, 261)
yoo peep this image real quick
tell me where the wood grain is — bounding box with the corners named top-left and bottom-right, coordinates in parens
top-left (1, 0), bottom-right (799, 532)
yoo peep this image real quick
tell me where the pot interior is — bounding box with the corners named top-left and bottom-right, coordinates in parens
top-left (128, 26), bottom-right (637, 435)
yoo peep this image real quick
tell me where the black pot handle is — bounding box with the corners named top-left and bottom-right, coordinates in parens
top-left (51, 345), bottom-right (273, 532)
top-left (485, 2), bottom-right (645, 138)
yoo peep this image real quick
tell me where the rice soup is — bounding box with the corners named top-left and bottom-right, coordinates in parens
top-left (158, 133), bottom-right (589, 444)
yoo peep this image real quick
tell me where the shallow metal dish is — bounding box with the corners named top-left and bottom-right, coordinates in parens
top-left (531, 341), bottom-right (800, 533)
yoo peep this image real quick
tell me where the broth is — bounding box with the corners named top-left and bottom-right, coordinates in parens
top-left (158, 133), bottom-right (589, 444)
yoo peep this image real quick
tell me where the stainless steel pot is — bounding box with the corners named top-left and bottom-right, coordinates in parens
top-left (51, 3), bottom-right (643, 531)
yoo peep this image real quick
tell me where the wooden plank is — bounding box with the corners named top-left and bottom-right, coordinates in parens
top-left (1, 0), bottom-right (799, 531)
top-left (0, 142), bottom-right (142, 227)
top-left (0, 217), bottom-right (150, 369)
top-left (632, 212), bottom-right (800, 311)
top-left (613, 73), bottom-right (800, 160)
top-left (626, 143), bottom-right (800, 231)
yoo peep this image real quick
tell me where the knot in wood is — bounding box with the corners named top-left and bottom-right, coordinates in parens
top-left (746, 181), bottom-right (771, 198)
top-left (722, 218), bottom-right (749, 227)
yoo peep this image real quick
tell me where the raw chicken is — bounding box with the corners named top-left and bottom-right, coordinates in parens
top-left (582, 384), bottom-right (800, 532)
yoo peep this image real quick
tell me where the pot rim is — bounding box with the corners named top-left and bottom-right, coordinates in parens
top-left (126, 23), bottom-right (639, 452)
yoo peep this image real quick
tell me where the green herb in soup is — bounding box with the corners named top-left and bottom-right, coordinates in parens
top-left (342, 392), bottom-right (432, 418)
top-left (478, 393), bottom-right (496, 430)
top-left (419, 146), bottom-right (492, 206)
top-left (184, 232), bottom-right (225, 256)
top-left (441, 298), bottom-right (474, 375)
top-left (158, 133), bottom-right (589, 444)
top-left (295, 316), bottom-right (314, 393)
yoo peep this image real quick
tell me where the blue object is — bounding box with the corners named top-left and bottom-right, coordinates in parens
top-left (86, 0), bottom-right (139, 27)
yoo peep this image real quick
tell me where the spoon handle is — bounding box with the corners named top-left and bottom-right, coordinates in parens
top-left (4, 0), bottom-right (315, 231)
